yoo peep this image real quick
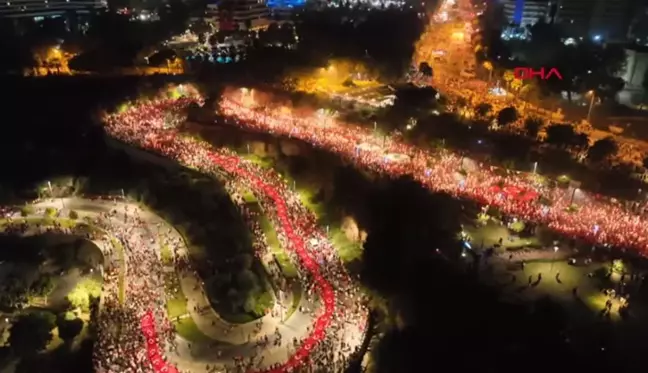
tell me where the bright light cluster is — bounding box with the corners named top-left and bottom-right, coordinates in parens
top-left (219, 89), bottom-right (648, 254)
top-left (324, 0), bottom-right (406, 9)
top-left (266, 0), bottom-right (305, 8)
top-left (101, 86), bottom-right (367, 373)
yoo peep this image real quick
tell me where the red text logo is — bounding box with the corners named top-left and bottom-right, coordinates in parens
top-left (513, 67), bottom-right (563, 80)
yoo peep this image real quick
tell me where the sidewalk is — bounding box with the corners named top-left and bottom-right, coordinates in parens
top-left (153, 211), bottom-right (308, 345)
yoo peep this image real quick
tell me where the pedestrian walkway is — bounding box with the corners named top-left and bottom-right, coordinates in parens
top-left (153, 211), bottom-right (309, 346)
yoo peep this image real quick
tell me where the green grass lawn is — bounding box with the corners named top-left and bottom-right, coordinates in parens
top-left (331, 227), bottom-right (363, 264)
top-left (163, 271), bottom-right (214, 343)
top-left (249, 202), bottom-right (299, 279)
top-left (173, 317), bottom-right (213, 344)
top-left (296, 187), bottom-right (364, 265)
top-left (109, 238), bottom-right (127, 304)
top-left (286, 282), bottom-right (302, 319)
top-left (0, 216), bottom-right (127, 305)
top-left (297, 188), bottom-right (325, 217)
top-left (0, 217), bottom-right (78, 229)
top-left (164, 272), bottom-right (188, 319)
top-left (4, 206), bottom-right (215, 344)
top-left (160, 240), bottom-right (173, 265)
top-left (243, 154), bottom-right (275, 169)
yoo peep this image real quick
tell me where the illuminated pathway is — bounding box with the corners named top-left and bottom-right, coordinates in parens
top-left (103, 96), bottom-right (366, 373)
top-left (218, 92), bottom-right (648, 253)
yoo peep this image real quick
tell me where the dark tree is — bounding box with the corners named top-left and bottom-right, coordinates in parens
top-left (573, 132), bottom-right (590, 151)
top-left (56, 315), bottom-right (84, 344)
top-left (523, 117), bottom-right (543, 138)
top-left (496, 107), bottom-right (518, 127)
top-left (475, 102), bottom-right (493, 117)
top-left (418, 62), bottom-right (433, 77)
top-left (526, 21), bottom-right (564, 67)
top-left (587, 137), bottom-right (618, 163)
top-left (545, 123), bottom-right (576, 149)
top-left (297, 8), bottom-right (424, 80)
top-left (493, 133), bottom-right (533, 163)
top-left (387, 85), bottom-right (439, 123)
top-left (361, 176), bottom-right (462, 295)
top-left (543, 42), bottom-right (626, 101)
top-left (159, 0), bottom-right (190, 35)
top-left (8, 312), bottom-right (55, 356)
top-left (148, 49), bottom-right (178, 67)
top-left (14, 356), bottom-right (46, 373)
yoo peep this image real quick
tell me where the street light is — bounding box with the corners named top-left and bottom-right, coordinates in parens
top-left (570, 187), bottom-right (579, 205)
top-left (586, 90), bottom-right (596, 123)
top-left (550, 246), bottom-right (559, 272)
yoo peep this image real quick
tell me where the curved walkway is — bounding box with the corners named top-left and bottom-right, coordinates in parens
top-left (16, 198), bottom-right (328, 373)
top-left (103, 97), bottom-right (368, 373)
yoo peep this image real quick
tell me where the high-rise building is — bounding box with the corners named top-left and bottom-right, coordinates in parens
top-left (0, 0), bottom-right (106, 18)
top-left (502, 0), bottom-right (550, 27)
top-left (500, 0), bottom-right (638, 41)
top-left (616, 45), bottom-right (648, 105)
top-left (266, 0), bottom-right (303, 20)
top-left (206, 0), bottom-right (270, 31)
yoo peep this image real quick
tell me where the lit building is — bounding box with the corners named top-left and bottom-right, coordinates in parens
top-left (206, 0), bottom-right (271, 31)
top-left (266, 0), bottom-right (303, 19)
top-left (0, 0), bottom-right (106, 18)
top-left (616, 45), bottom-right (648, 106)
top-left (502, 0), bottom-right (550, 27)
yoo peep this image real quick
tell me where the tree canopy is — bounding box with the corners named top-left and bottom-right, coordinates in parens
top-left (8, 312), bottom-right (56, 356)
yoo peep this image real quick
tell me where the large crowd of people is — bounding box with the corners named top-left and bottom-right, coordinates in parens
top-left (218, 89), bottom-right (648, 253)
top-left (87, 201), bottom-right (180, 373)
top-left (56, 79), bottom-right (648, 372)
top-left (102, 93), bottom-right (368, 373)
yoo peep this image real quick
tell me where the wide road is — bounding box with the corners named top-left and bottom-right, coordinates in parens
top-left (218, 91), bottom-right (648, 253)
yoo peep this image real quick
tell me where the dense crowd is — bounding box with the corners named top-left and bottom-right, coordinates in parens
top-left (1, 198), bottom-right (179, 373)
top-left (103, 94), bottom-right (368, 373)
top-left (218, 90), bottom-right (648, 253)
top-left (88, 202), bottom-right (179, 373)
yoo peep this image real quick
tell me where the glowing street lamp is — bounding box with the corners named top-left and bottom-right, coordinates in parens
top-left (586, 90), bottom-right (596, 123)
top-left (550, 245), bottom-right (559, 272)
top-left (570, 187), bottom-right (579, 205)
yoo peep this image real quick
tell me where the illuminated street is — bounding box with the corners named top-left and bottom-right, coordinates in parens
top-left (219, 88), bottom-right (648, 253)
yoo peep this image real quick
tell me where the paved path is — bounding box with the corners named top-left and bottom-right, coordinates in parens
top-left (17, 197), bottom-right (347, 373)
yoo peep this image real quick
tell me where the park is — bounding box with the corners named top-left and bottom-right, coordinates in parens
top-left (0, 78), bottom-right (646, 373)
